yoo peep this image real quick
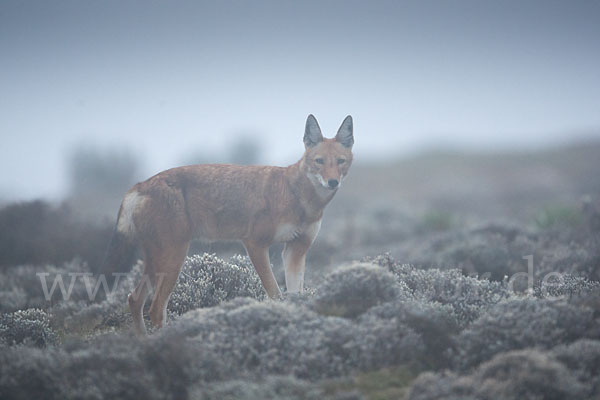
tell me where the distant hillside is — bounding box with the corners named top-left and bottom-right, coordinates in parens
top-left (336, 140), bottom-right (600, 220)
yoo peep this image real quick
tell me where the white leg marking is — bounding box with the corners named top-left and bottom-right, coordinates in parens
top-left (284, 247), bottom-right (304, 293)
top-left (283, 220), bottom-right (321, 293)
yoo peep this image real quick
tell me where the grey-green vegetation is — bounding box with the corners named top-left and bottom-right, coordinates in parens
top-left (1, 144), bottom-right (599, 399)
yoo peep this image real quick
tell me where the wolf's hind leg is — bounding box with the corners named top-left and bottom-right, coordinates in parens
top-left (147, 242), bottom-right (190, 329)
top-left (128, 270), bottom-right (153, 337)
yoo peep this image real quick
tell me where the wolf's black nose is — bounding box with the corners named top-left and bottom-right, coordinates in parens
top-left (328, 179), bottom-right (339, 189)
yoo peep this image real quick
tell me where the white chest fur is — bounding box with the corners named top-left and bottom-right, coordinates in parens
top-left (274, 220), bottom-right (322, 243)
top-left (274, 223), bottom-right (302, 242)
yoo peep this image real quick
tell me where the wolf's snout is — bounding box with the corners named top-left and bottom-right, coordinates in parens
top-left (328, 179), bottom-right (339, 189)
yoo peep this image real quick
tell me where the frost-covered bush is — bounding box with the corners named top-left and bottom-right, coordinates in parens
top-left (50, 261), bottom-right (144, 334)
top-left (405, 371), bottom-right (473, 400)
top-left (408, 349), bottom-right (587, 400)
top-left (454, 296), bottom-right (599, 371)
top-left (446, 240), bottom-right (514, 281)
top-left (551, 339), bottom-right (600, 398)
top-left (0, 331), bottom-right (225, 400)
top-left (0, 286), bottom-right (28, 313)
top-left (354, 299), bottom-right (459, 370)
top-left (168, 254), bottom-right (265, 315)
top-left (389, 224), bottom-right (532, 281)
top-left (0, 308), bottom-right (58, 347)
top-left (189, 375), bottom-right (326, 400)
top-left (0, 260), bottom-right (94, 313)
top-left (311, 263), bottom-right (407, 318)
top-left (535, 239), bottom-right (600, 282)
top-left (2, 250), bottom-right (598, 398)
top-left (166, 298), bottom-right (357, 380)
top-left (42, 253), bottom-right (265, 335)
top-left (389, 221), bottom-right (600, 282)
top-left (369, 254), bottom-right (509, 326)
top-left (164, 292), bottom-right (461, 380)
top-left (534, 273), bottom-right (600, 298)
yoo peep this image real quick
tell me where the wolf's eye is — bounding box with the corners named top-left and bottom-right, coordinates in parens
top-left (315, 158), bottom-right (325, 165)
top-left (337, 158), bottom-right (346, 165)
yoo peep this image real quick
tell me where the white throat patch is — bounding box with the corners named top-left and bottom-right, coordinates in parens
top-left (306, 172), bottom-right (335, 198)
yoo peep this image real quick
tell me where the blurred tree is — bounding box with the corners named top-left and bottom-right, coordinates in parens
top-left (228, 136), bottom-right (261, 165)
top-left (66, 146), bottom-right (141, 221)
top-left (0, 200), bottom-right (113, 272)
top-left (182, 134), bottom-right (263, 166)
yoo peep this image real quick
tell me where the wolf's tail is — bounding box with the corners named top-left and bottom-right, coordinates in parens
top-left (101, 194), bottom-right (140, 275)
top-left (102, 226), bottom-right (138, 275)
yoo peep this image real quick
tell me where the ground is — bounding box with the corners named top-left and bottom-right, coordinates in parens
top-left (1, 141), bottom-right (599, 399)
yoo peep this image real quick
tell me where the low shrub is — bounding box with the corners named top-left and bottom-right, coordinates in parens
top-left (311, 263), bottom-right (407, 318)
top-left (409, 349), bottom-right (588, 400)
top-left (551, 339), bottom-right (600, 398)
top-left (0, 308), bottom-right (58, 347)
top-left (168, 254), bottom-right (266, 315)
top-left (190, 375), bottom-right (326, 400)
top-left (453, 296), bottom-right (599, 371)
top-left (369, 254), bottom-right (509, 326)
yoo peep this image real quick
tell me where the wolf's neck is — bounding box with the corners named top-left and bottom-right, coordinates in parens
top-left (285, 160), bottom-right (334, 220)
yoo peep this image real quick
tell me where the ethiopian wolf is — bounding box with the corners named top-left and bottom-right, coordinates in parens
top-left (103, 115), bottom-right (354, 336)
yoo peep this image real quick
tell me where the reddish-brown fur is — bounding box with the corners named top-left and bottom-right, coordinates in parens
top-left (116, 115), bottom-right (353, 335)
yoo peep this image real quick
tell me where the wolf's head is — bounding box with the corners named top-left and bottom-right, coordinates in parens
top-left (301, 114), bottom-right (354, 192)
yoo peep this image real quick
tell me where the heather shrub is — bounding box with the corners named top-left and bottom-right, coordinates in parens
top-left (355, 299), bottom-right (458, 370)
top-left (168, 254), bottom-right (266, 315)
top-left (165, 293), bottom-right (459, 380)
top-left (551, 339), bottom-right (600, 398)
top-left (2, 248), bottom-right (599, 399)
top-left (189, 375), bottom-right (325, 400)
top-left (454, 296), bottom-right (599, 370)
top-left (0, 308), bottom-right (58, 347)
top-left (392, 224), bottom-right (531, 281)
top-left (533, 273), bottom-right (600, 298)
top-left (405, 372), bottom-right (472, 400)
top-left (395, 219), bottom-right (600, 282)
top-left (0, 260), bottom-right (94, 313)
top-left (369, 254), bottom-right (509, 326)
top-left (166, 298), bottom-right (358, 380)
top-left (0, 331), bottom-right (224, 400)
top-left (468, 350), bottom-right (586, 399)
top-left (56, 261), bottom-right (144, 334)
top-left (408, 349), bottom-right (587, 400)
top-left (311, 263), bottom-right (407, 318)
top-left (43, 253), bottom-right (265, 335)
top-left (0, 345), bottom-right (67, 400)
top-left (0, 286), bottom-right (28, 313)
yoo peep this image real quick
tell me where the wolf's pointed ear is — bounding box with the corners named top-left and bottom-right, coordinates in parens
top-left (304, 114), bottom-right (323, 148)
top-left (335, 115), bottom-right (354, 148)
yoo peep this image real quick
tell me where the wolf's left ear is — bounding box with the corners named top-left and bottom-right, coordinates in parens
top-left (304, 114), bottom-right (324, 148)
top-left (335, 115), bottom-right (354, 148)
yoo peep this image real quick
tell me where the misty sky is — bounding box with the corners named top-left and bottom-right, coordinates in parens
top-left (1, 0), bottom-right (599, 200)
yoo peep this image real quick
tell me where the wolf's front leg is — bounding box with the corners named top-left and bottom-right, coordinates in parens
top-left (282, 241), bottom-right (308, 293)
top-left (283, 220), bottom-right (321, 293)
top-left (244, 240), bottom-right (282, 298)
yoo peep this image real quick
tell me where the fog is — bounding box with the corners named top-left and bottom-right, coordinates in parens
top-left (3, 3), bottom-right (600, 398)
top-left (1, 0), bottom-right (599, 200)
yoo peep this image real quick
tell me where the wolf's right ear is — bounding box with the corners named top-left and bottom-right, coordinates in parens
top-left (304, 114), bottom-right (323, 148)
top-left (335, 115), bottom-right (354, 148)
